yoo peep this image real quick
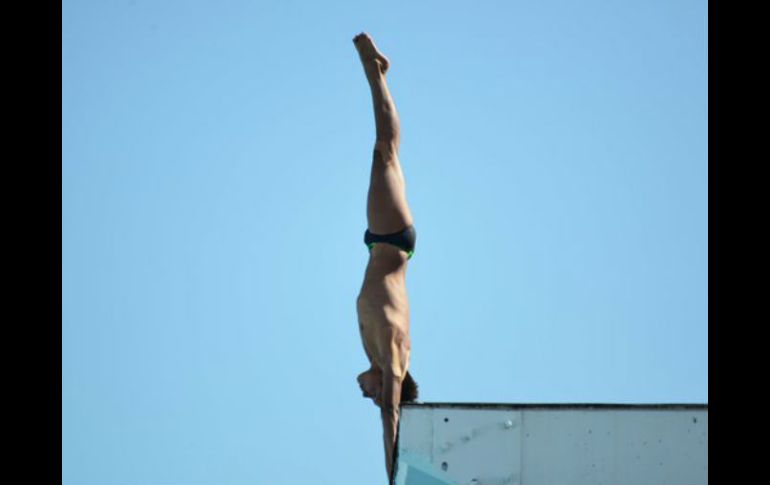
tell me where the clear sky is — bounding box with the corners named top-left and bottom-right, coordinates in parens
top-left (62, 1), bottom-right (708, 484)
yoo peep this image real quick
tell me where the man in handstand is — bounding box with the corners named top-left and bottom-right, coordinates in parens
top-left (353, 32), bottom-right (419, 483)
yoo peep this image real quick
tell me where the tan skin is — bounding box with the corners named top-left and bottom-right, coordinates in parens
top-left (353, 32), bottom-right (413, 483)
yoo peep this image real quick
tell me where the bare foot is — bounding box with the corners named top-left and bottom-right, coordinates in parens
top-left (353, 32), bottom-right (390, 74)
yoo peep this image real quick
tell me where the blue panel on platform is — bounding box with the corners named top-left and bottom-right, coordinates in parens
top-left (403, 465), bottom-right (455, 485)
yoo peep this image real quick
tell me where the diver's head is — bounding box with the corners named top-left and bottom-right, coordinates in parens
top-left (400, 371), bottom-right (419, 403)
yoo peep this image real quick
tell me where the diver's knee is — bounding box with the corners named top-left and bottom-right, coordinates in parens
top-left (373, 139), bottom-right (398, 165)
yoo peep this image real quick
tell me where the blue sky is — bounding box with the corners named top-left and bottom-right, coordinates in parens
top-left (62, 1), bottom-right (708, 484)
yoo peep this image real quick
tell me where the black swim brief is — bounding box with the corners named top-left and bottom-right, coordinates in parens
top-left (364, 225), bottom-right (416, 259)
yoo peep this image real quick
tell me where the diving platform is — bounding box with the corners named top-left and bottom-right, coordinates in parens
top-left (394, 403), bottom-right (708, 485)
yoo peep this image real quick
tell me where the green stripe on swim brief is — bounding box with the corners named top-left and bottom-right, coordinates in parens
top-left (367, 243), bottom-right (414, 260)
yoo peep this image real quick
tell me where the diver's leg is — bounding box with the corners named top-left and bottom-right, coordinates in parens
top-left (353, 33), bottom-right (413, 235)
